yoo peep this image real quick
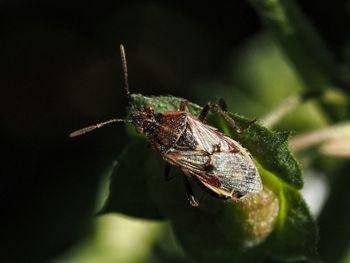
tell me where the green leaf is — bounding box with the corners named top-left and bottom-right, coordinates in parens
top-left (129, 94), bottom-right (303, 189)
top-left (101, 139), bottom-right (163, 220)
top-left (141, 140), bottom-right (317, 262)
top-left (259, 164), bottom-right (319, 262)
top-left (142, 147), bottom-right (271, 262)
top-left (318, 162), bottom-right (350, 262)
top-left (271, 187), bottom-right (318, 262)
top-left (105, 94), bottom-right (318, 261)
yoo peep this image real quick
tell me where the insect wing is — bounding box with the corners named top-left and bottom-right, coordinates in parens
top-left (186, 116), bottom-right (239, 153)
top-left (165, 150), bottom-right (231, 197)
top-left (165, 117), bottom-right (262, 199)
top-left (203, 151), bottom-right (262, 198)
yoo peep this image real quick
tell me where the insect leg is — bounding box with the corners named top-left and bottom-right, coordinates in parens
top-left (198, 102), bottom-right (242, 132)
top-left (182, 174), bottom-right (199, 207)
top-left (179, 99), bottom-right (188, 111)
top-left (218, 98), bottom-right (228, 111)
top-left (242, 118), bottom-right (257, 131)
top-left (198, 103), bottom-right (210, 122)
top-left (164, 163), bottom-right (171, 179)
top-left (164, 163), bottom-right (173, 181)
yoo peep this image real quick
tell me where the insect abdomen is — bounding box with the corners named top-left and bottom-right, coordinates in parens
top-left (164, 115), bottom-right (262, 200)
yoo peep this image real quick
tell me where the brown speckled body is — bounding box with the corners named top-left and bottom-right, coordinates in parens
top-left (131, 105), bottom-right (262, 200)
top-left (151, 112), bottom-right (187, 153)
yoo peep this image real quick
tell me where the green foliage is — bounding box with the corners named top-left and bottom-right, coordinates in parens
top-left (101, 94), bottom-right (318, 262)
top-left (101, 140), bottom-right (163, 219)
top-left (318, 162), bottom-right (350, 263)
top-left (259, 165), bottom-right (318, 262)
top-left (130, 94), bottom-right (302, 188)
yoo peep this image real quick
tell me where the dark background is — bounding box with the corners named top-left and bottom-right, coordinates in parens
top-left (1, 1), bottom-right (349, 263)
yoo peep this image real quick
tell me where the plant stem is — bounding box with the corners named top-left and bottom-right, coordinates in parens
top-left (248, 0), bottom-right (339, 91)
top-left (289, 122), bottom-right (350, 152)
top-left (247, 0), bottom-right (349, 121)
top-left (260, 91), bottom-right (320, 128)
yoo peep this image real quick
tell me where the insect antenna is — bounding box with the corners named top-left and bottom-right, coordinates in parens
top-left (69, 119), bottom-right (131, 138)
top-left (119, 44), bottom-right (131, 99)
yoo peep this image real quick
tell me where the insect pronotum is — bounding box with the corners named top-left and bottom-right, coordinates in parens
top-left (70, 44), bottom-right (263, 207)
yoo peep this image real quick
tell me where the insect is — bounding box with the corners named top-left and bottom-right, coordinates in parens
top-left (70, 45), bottom-right (263, 207)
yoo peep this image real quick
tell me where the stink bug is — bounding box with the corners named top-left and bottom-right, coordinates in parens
top-left (70, 45), bottom-right (263, 207)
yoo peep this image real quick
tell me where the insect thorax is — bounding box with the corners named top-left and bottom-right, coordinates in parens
top-left (148, 112), bottom-right (189, 153)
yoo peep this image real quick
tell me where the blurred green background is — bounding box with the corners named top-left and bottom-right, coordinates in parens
top-left (1, 1), bottom-right (350, 263)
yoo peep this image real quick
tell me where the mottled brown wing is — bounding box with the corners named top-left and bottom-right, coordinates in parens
top-left (186, 116), bottom-right (243, 153)
top-left (164, 116), bottom-right (262, 199)
top-left (165, 148), bottom-right (262, 199)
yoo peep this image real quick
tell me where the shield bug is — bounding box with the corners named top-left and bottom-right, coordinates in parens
top-left (70, 44), bottom-right (263, 207)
